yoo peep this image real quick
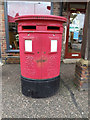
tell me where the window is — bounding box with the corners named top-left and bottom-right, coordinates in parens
top-left (5, 1), bottom-right (51, 52)
top-left (65, 3), bottom-right (86, 58)
top-left (68, 12), bottom-right (85, 54)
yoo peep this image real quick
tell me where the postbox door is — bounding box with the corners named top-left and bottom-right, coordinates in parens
top-left (21, 33), bottom-right (42, 80)
top-left (41, 34), bottom-right (61, 79)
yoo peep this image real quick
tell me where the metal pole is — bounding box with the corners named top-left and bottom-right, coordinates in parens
top-left (51, 2), bottom-right (53, 15)
top-left (4, 0), bottom-right (10, 50)
top-left (60, 1), bottom-right (63, 16)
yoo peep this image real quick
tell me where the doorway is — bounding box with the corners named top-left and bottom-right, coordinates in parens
top-left (65, 3), bottom-right (86, 59)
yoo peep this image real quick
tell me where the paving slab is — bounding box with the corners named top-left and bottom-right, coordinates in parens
top-left (2, 63), bottom-right (88, 118)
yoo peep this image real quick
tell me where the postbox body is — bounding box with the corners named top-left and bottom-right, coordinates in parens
top-left (15, 15), bottom-right (66, 98)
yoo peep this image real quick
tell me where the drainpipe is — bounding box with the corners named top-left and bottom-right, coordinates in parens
top-left (51, 2), bottom-right (53, 15)
top-left (60, 1), bottom-right (63, 16)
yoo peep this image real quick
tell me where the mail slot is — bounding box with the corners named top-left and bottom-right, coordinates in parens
top-left (15, 15), bottom-right (66, 98)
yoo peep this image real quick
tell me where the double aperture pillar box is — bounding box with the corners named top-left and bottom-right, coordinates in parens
top-left (15, 15), bottom-right (66, 98)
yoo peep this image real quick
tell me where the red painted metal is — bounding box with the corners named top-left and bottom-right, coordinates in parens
top-left (15, 15), bottom-right (66, 80)
top-left (8, 15), bottom-right (15, 23)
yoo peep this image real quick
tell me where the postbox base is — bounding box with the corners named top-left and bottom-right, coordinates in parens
top-left (21, 75), bottom-right (60, 98)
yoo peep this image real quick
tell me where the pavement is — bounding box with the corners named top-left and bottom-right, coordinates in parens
top-left (0, 61), bottom-right (2, 120)
top-left (1, 63), bottom-right (88, 118)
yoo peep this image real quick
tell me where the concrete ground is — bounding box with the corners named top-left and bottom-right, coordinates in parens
top-left (2, 63), bottom-right (88, 118)
top-left (0, 61), bottom-right (2, 119)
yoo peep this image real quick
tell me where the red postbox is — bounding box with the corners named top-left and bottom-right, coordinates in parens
top-left (15, 15), bottom-right (66, 98)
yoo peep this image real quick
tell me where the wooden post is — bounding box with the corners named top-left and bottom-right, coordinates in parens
top-left (81, 2), bottom-right (90, 60)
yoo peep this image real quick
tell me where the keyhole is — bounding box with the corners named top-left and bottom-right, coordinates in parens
top-left (37, 52), bottom-right (39, 54)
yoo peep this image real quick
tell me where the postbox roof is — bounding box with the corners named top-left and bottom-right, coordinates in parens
top-left (15, 15), bottom-right (67, 22)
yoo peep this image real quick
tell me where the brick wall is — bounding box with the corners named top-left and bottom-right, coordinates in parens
top-left (0, 1), bottom-right (6, 63)
top-left (0, 1), bottom-right (20, 64)
top-left (53, 2), bottom-right (61, 16)
top-left (74, 59), bottom-right (89, 90)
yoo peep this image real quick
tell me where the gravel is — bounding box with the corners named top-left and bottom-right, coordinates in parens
top-left (2, 63), bottom-right (88, 118)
